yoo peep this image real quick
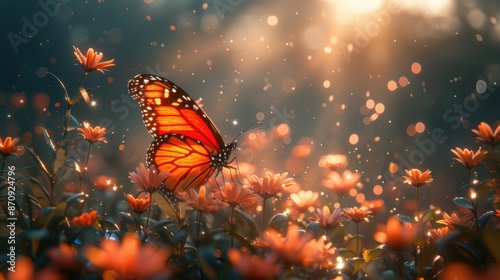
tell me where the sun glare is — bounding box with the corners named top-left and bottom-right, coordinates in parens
top-left (330, 0), bottom-right (384, 22)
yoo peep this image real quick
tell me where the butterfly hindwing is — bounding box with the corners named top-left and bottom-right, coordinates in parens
top-left (128, 74), bottom-right (223, 150)
top-left (147, 134), bottom-right (216, 192)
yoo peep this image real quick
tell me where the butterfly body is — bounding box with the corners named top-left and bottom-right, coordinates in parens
top-left (128, 74), bottom-right (236, 192)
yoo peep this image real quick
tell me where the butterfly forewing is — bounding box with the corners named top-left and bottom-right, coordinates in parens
top-left (128, 74), bottom-right (224, 150)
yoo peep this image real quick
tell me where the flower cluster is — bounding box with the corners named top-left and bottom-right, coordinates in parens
top-left (5, 47), bottom-right (500, 280)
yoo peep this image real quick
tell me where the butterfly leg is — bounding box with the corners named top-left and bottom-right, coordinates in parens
top-left (226, 157), bottom-right (244, 186)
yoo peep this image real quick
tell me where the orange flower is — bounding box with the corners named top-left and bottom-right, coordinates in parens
top-left (73, 46), bottom-right (115, 73)
top-left (472, 121), bottom-right (500, 147)
top-left (214, 182), bottom-right (259, 211)
top-left (318, 153), bottom-right (348, 170)
top-left (85, 234), bottom-right (171, 279)
top-left (177, 185), bottom-right (225, 212)
top-left (228, 249), bottom-right (282, 280)
top-left (362, 199), bottom-right (385, 213)
top-left (427, 227), bottom-right (451, 242)
top-left (124, 193), bottom-right (151, 214)
top-left (343, 206), bottom-right (372, 223)
top-left (321, 170), bottom-right (360, 193)
top-left (436, 212), bottom-right (473, 229)
top-left (47, 243), bottom-right (81, 271)
top-left (288, 190), bottom-right (320, 213)
top-left (247, 172), bottom-right (298, 199)
top-left (78, 122), bottom-right (107, 143)
top-left (72, 210), bottom-right (98, 228)
top-left (129, 163), bottom-right (170, 194)
top-left (402, 169), bottom-right (433, 188)
top-left (441, 262), bottom-right (500, 280)
top-left (374, 216), bottom-right (417, 251)
top-left (257, 226), bottom-right (312, 265)
top-left (309, 206), bottom-right (346, 230)
top-left (0, 136), bottom-right (25, 157)
top-left (451, 147), bottom-right (488, 169)
top-left (302, 238), bottom-right (337, 268)
top-left (6, 256), bottom-right (66, 280)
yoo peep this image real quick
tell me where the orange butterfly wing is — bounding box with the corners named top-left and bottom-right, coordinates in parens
top-left (128, 74), bottom-right (232, 192)
top-left (147, 134), bottom-right (216, 192)
top-left (128, 74), bottom-right (224, 150)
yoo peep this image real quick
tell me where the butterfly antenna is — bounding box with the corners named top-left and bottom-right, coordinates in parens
top-left (230, 122), bottom-right (263, 143)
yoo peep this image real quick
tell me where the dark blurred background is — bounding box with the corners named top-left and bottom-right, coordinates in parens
top-left (1, 0), bottom-right (500, 218)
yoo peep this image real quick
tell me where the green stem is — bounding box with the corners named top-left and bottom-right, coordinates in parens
top-left (145, 198), bottom-right (153, 232)
top-left (355, 222), bottom-right (359, 257)
top-left (468, 169), bottom-right (480, 231)
top-left (137, 212), bottom-right (142, 237)
top-left (1, 157), bottom-right (6, 177)
top-left (79, 142), bottom-right (92, 192)
top-left (63, 73), bottom-right (88, 140)
top-left (230, 207), bottom-right (235, 248)
top-left (415, 187), bottom-right (420, 268)
top-left (196, 210), bottom-right (201, 249)
top-left (262, 197), bottom-right (268, 230)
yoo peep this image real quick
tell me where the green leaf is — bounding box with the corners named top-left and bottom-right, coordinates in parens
top-left (41, 127), bottom-right (55, 152)
top-left (68, 115), bottom-right (80, 131)
top-left (421, 207), bottom-right (437, 226)
top-left (268, 213), bottom-right (288, 233)
top-left (52, 140), bottom-right (69, 184)
top-left (218, 228), bottom-right (258, 254)
top-left (66, 193), bottom-right (84, 207)
top-left (118, 212), bottom-right (137, 229)
top-left (451, 222), bottom-right (476, 241)
top-left (453, 242), bottom-right (482, 262)
top-left (396, 215), bottom-right (413, 224)
top-left (100, 218), bottom-right (120, 232)
top-left (46, 72), bottom-right (70, 103)
top-left (198, 246), bottom-right (222, 280)
top-left (337, 248), bottom-right (356, 259)
top-left (70, 92), bottom-right (82, 105)
top-left (344, 236), bottom-right (363, 256)
top-left (29, 177), bottom-right (52, 208)
top-left (233, 208), bottom-right (260, 240)
top-left (173, 224), bottom-right (188, 244)
top-left (453, 197), bottom-right (473, 209)
top-left (149, 219), bottom-right (176, 232)
top-left (348, 257), bottom-right (366, 273)
top-left (32, 203), bottom-right (66, 254)
top-left (306, 221), bottom-right (321, 237)
top-left (25, 193), bottom-right (43, 209)
top-left (478, 211), bottom-right (494, 228)
top-left (363, 245), bottom-right (384, 262)
top-left (24, 147), bottom-right (51, 178)
top-left (152, 192), bottom-right (179, 224)
top-left (79, 86), bottom-right (90, 103)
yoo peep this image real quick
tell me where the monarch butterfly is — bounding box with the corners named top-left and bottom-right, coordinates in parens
top-left (128, 74), bottom-right (237, 193)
